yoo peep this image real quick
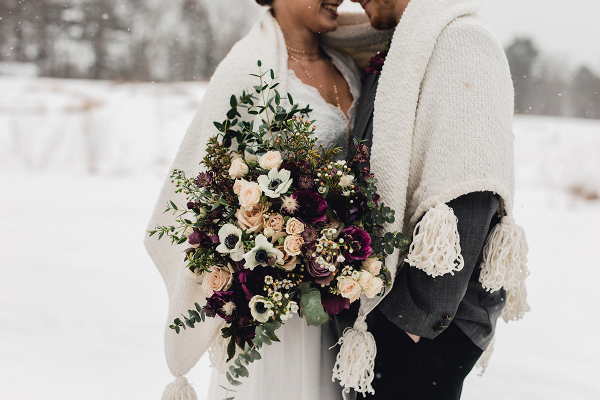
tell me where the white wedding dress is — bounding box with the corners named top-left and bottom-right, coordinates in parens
top-left (208, 47), bottom-right (362, 400)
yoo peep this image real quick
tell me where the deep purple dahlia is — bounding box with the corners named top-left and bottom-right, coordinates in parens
top-left (341, 225), bottom-right (373, 261)
top-left (206, 290), bottom-right (236, 323)
top-left (292, 190), bottom-right (328, 224)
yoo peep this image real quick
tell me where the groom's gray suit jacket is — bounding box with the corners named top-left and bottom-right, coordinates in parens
top-left (348, 73), bottom-right (506, 351)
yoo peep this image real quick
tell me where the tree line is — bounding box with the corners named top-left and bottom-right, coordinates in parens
top-left (0, 0), bottom-right (261, 81)
top-left (2, 1), bottom-right (600, 120)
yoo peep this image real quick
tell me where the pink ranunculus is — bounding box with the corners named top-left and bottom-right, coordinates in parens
top-left (283, 234), bottom-right (304, 256)
top-left (259, 150), bottom-right (283, 170)
top-left (362, 257), bottom-right (382, 275)
top-left (266, 213), bottom-right (285, 232)
top-left (338, 278), bottom-right (361, 303)
top-left (201, 265), bottom-right (233, 296)
top-left (236, 203), bottom-right (268, 233)
top-left (363, 276), bottom-right (383, 298)
top-left (229, 158), bottom-right (249, 179)
top-left (238, 182), bottom-right (262, 210)
top-left (285, 217), bottom-right (305, 235)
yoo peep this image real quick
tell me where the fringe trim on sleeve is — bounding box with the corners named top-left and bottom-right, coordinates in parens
top-left (405, 203), bottom-right (464, 277)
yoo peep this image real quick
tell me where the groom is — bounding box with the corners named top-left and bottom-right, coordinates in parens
top-left (333, 0), bottom-right (517, 399)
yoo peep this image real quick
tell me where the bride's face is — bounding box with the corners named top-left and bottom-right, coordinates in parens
top-left (273, 0), bottom-right (344, 33)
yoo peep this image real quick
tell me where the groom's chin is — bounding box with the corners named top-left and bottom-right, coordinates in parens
top-left (369, 15), bottom-right (398, 31)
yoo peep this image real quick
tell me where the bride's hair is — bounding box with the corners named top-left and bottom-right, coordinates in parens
top-left (255, 0), bottom-right (273, 5)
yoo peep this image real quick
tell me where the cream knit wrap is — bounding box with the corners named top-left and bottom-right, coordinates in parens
top-left (146, 1), bottom-right (530, 397)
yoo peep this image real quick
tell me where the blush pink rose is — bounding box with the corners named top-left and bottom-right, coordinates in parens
top-left (236, 203), bottom-right (267, 233)
top-left (201, 265), bottom-right (233, 296)
top-left (238, 182), bottom-right (262, 210)
top-left (229, 158), bottom-right (249, 179)
top-left (338, 278), bottom-right (361, 303)
top-left (361, 258), bottom-right (382, 275)
top-left (285, 217), bottom-right (305, 235)
top-left (363, 276), bottom-right (383, 298)
top-left (259, 151), bottom-right (283, 170)
top-left (266, 214), bottom-right (285, 231)
top-left (283, 234), bottom-right (304, 256)
top-left (233, 179), bottom-right (247, 195)
top-left (276, 245), bottom-right (298, 271)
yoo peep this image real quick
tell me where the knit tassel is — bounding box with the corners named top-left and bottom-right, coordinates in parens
top-left (475, 337), bottom-right (495, 375)
top-left (501, 280), bottom-right (531, 322)
top-left (331, 321), bottom-right (377, 396)
top-left (479, 216), bottom-right (530, 293)
top-left (161, 376), bottom-right (198, 400)
top-left (405, 203), bottom-right (464, 277)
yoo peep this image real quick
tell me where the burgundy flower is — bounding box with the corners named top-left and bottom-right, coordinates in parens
top-left (292, 190), bottom-right (328, 224)
top-left (315, 273), bottom-right (335, 285)
top-left (362, 166), bottom-right (375, 180)
top-left (365, 50), bottom-right (388, 75)
top-left (281, 160), bottom-right (309, 183)
top-left (331, 191), bottom-right (368, 223)
top-left (298, 174), bottom-right (315, 190)
top-left (301, 226), bottom-right (319, 243)
top-left (237, 266), bottom-right (276, 300)
top-left (353, 144), bottom-right (370, 164)
top-left (188, 229), bottom-right (218, 247)
top-left (321, 292), bottom-right (350, 315)
top-left (307, 257), bottom-right (333, 278)
top-left (195, 172), bottom-right (212, 188)
top-left (341, 225), bottom-right (373, 261)
top-left (206, 290), bottom-right (237, 323)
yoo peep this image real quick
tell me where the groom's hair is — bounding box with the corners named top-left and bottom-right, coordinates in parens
top-left (255, 0), bottom-right (273, 5)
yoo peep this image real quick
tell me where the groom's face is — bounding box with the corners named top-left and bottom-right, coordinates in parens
top-left (352, 0), bottom-right (399, 30)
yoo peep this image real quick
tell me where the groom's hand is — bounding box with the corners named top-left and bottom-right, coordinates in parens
top-left (405, 331), bottom-right (421, 343)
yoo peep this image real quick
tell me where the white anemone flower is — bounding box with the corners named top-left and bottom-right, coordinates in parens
top-left (249, 295), bottom-right (271, 323)
top-left (244, 234), bottom-right (284, 270)
top-left (215, 224), bottom-right (245, 261)
top-left (257, 167), bottom-right (293, 198)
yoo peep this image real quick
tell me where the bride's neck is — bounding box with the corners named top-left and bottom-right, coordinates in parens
top-left (273, 11), bottom-right (319, 54)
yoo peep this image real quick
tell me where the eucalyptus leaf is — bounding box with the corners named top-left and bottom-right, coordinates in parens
top-left (298, 283), bottom-right (329, 326)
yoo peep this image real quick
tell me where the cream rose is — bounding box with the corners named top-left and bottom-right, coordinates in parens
top-left (236, 203), bottom-right (267, 233)
top-left (259, 150), bottom-right (283, 170)
top-left (283, 234), bottom-right (304, 256)
top-left (362, 258), bottom-right (382, 275)
top-left (363, 276), bottom-right (383, 298)
top-left (266, 214), bottom-right (285, 231)
top-left (263, 227), bottom-right (275, 238)
top-left (276, 245), bottom-right (298, 271)
top-left (338, 278), bottom-right (361, 303)
top-left (233, 179), bottom-right (247, 195)
top-left (285, 217), bottom-right (305, 235)
top-left (201, 265), bottom-right (233, 296)
top-left (238, 182), bottom-right (262, 210)
top-left (229, 158), bottom-right (249, 179)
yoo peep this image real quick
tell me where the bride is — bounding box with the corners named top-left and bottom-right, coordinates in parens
top-left (144, 1), bottom-right (388, 399)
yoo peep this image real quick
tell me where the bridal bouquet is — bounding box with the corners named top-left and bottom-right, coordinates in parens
top-left (148, 61), bottom-right (410, 389)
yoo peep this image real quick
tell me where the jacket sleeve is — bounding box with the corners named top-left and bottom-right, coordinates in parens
top-left (377, 191), bottom-right (499, 339)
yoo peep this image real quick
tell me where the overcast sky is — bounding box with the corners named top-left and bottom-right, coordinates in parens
top-left (339, 0), bottom-right (600, 72)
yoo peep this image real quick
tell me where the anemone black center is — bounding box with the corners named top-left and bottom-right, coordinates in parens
top-left (225, 234), bottom-right (238, 250)
top-left (255, 302), bottom-right (267, 314)
top-left (255, 249), bottom-right (268, 263)
top-left (268, 179), bottom-right (282, 190)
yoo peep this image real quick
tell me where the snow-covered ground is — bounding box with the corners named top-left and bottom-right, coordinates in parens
top-left (1, 77), bottom-right (599, 399)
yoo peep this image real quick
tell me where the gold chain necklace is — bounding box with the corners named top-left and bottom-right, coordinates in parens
top-left (289, 53), bottom-right (340, 108)
top-left (286, 45), bottom-right (320, 55)
top-left (288, 53), bottom-right (351, 148)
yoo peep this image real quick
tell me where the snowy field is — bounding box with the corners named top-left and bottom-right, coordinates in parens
top-left (1, 77), bottom-right (599, 399)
